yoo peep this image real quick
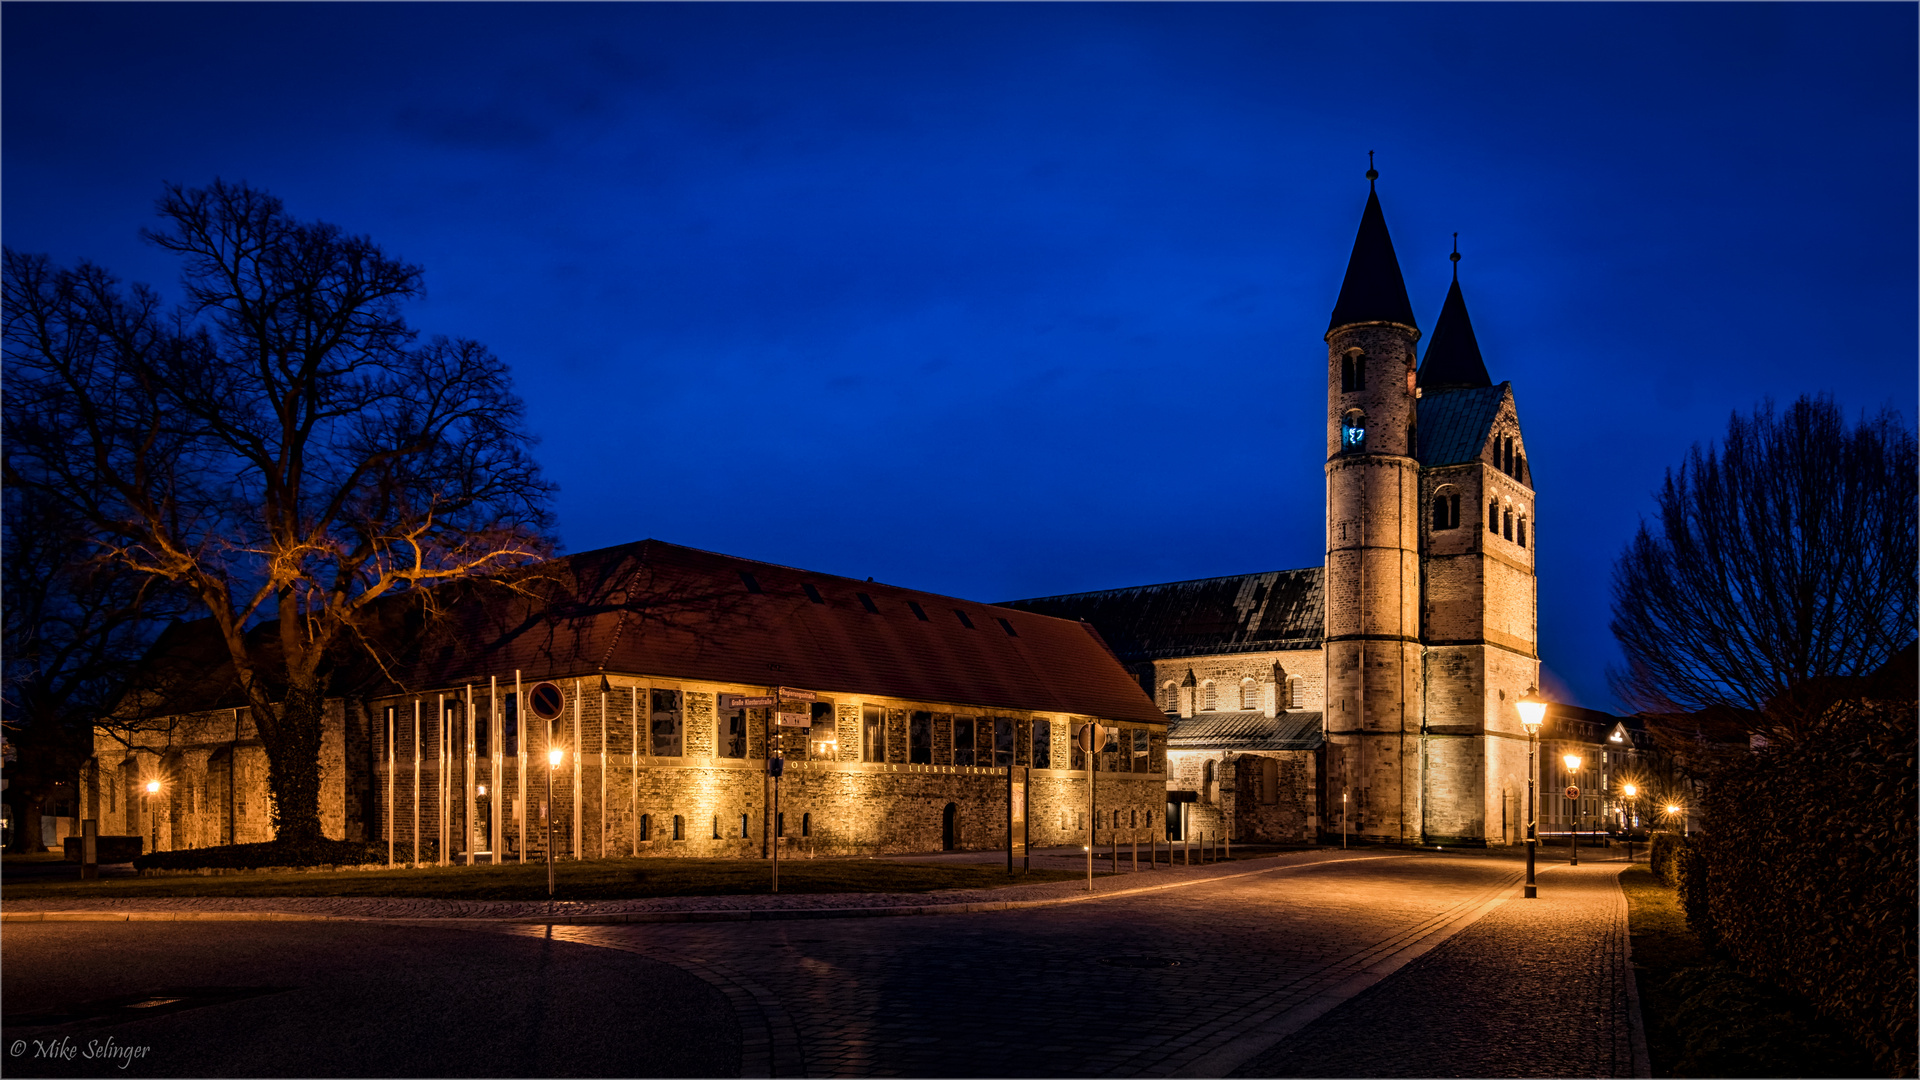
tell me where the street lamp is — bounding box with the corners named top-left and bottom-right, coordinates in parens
top-left (144, 780), bottom-right (161, 855)
top-left (1665, 802), bottom-right (1687, 838)
top-left (546, 746), bottom-right (564, 898)
top-left (1516, 688), bottom-right (1547, 899)
top-left (1563, 752), bottom-right (1583, 866)
top-left (1621, 782), bottom-right (1638, 864)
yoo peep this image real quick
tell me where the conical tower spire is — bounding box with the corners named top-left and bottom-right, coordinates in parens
top-left (1417, 239), bottom-right (1492, 392)
top-left (1327, 157), bottom-right (1418, 334)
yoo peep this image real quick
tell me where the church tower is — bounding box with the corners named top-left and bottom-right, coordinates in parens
top-left (1414, 243), bottom-right (1540, 845)
top-left (1323, 165), bottom-right (1424, 843)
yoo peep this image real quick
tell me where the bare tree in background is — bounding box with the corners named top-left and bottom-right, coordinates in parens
top-left (1610, 395), bottom-right (1916, 731)
top-left (3, 181), bottom-right (557, 845)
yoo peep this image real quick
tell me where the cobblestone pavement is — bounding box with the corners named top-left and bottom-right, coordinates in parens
top-left (1229, 861), bottom-right (1648, 1079)
top-left (487, 852), bottom-right (1539, 1078)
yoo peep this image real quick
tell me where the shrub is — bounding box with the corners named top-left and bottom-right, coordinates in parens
top-left (132, 838), bottom-right (384, 872)
top-left (1650, 830), bottom-right (1688, 887)
top-left (1690, 695), bottom-right (1917, 1077)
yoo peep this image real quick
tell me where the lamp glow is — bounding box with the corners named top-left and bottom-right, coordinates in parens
top-left (1666, 803), bottom-right (1681, 816)
top-left (1563, 752), bottom-right (1582, 773)
top-left (549, 748), bottom-right (563, 767)
top-left (145, 780), bottom-right (160, 793)
top-left (1516, 687), bottom-right (1547, 735)
top-left (1623, 783), bottom-right (1637, 798)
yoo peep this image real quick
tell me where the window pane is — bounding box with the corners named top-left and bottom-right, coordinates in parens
top-left (810, 701), bottom-right (835, 760)
top-left (650, 689), bottom-right (683, 757)
top-left (1032, 719), bottom-right (1051, 770)
top-left (503, 694), bottom-right (519, 757)
top-left (721, 708), bottom-right (748, 759)
top-left (953, 717), bottom-right (975, 767)
top-left (909, 711), bottom-right (932, 764)
top-left (863, 704), bottom-right (885, 763)
top-left (993, 718), bottom-right (1014, 768)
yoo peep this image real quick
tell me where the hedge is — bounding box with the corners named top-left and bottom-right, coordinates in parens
top-left (1685, 696), bottom-right (1917, 1077)
top-left (132, 838), bottom-right (386, 872)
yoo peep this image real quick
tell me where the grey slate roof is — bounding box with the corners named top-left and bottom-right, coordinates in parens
top-left (1418, 277), bottom-right (1493, 391)
top-left (1000, 568), bottom-right (1324, 664)
top-left (1417, 383), bottom-right (1507, 466)
top-left (1167, 710), bottom-right (1325, 751)
top-left (1327, 186), bottom-right (1418, 333)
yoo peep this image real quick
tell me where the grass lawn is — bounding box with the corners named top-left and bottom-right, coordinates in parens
top-left (1, 856), bottom-right (1096, 902)
top-left (1620, 865), bottom-right (1873, 1078)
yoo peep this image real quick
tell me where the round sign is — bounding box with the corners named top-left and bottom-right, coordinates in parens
top-left (1565, 785), bottom-right (1580, 799)
top-left (528, 681), bottom-right (565, 720)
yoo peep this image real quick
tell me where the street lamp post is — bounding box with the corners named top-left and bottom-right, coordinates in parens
top-left (1563, 752), bottom-right (1583, 866)
top-left (547, 746), bottom-right (563, 898)
top-left (1517, 689), bottom-right (1546, 898)
top-left (144, 780), bottom-right (160, 855)
top-left (1622, 782), bottom-right (1638, 864)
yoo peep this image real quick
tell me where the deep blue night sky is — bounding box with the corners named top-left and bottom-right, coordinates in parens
top-left (6, 3), bottom-right (1914, 712)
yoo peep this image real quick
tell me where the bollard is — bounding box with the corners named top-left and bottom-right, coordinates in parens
top-left (1132, 829), bottom-right (1138, 872)
top-left (80, 819), bottom-right (98, 880)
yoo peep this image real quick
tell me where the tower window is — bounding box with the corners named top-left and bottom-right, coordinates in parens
top-left (1518, 515), bottom-right (1528, 548)
top-left (1432, 490), bottom-right (1460, 530)
top-left (1504, 506), bottom-right (1514, 541)
top-left (1489, 498), bottom-right (1500, 533)
top-left (1341, 352), bottom-right (1367, 393)
top-left (1342, 410), bottom-right (1367, 451)
top-left (1516, 455), bottom-right (1528, 485)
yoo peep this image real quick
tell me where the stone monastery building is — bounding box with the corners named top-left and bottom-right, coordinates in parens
top-left (87, 173), bottom-right (1538, 858)
top-left (90, 541), bottom-right (1169, 861)
top-left (1008, 171), bottom-right (1540, 847)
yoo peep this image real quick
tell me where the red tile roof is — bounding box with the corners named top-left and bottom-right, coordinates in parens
top-left (389, 540), bottom-right (1166, 725)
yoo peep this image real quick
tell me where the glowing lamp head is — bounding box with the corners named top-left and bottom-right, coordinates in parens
top-left (1666, 803), bottom-right (1681, 816)
top-left (1563, 753), bottom-right (1583, 773)
top-left (1516, 687), bottom-right (1547, 735)
top-left (548, 748), bottom-right (564, 767)
top-left (144, 780), bottom-right (160, 794)
top-left (477, 784), bottom-right (487, 796)
top-left (1622, 783), bottom-right (1637, 799)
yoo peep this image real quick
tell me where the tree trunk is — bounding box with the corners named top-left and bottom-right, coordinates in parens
top-left (6, 794), bottom-right (45, 853)
top-left (259, 681), bottom-right (327, 845)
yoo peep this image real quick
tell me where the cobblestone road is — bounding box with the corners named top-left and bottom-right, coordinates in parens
top-left (491, 851), bottom-right (1538, 1078)
top-left (1230, 861), bottom-right (1646, 1079)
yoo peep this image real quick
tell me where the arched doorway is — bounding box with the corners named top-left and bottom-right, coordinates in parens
top-left (942, 802), bottom-right (958, 851)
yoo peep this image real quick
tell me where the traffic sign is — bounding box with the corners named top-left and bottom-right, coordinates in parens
top-left (1565, 786), bottom-right (1580, 799)
top-left (776, 711), bottom-right (809, 728)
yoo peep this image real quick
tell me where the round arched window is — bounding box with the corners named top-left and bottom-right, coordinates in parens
top-left (528, 681), bottom-right (565, 720)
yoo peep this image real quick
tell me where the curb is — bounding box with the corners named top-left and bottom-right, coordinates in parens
top-left (2, 851), bottom-right (1415, 926)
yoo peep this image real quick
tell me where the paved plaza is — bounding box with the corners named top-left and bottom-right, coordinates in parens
top-left (3, 848), bottom-right (1648, 1078)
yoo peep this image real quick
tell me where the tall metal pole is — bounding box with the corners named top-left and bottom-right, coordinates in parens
top-left (516, 671), bottom-right (526, 865)
top-left (1086, 726), bottom-right (1096, 891)
top-left (571, 681), bottom-right (583, 859)
top-left (546, 748), bottom-right (556, 898)
top-left (411, 700), bottom-right (421, 867)
top-left (386, 707), bottom-right (394, 867)
top-left (630, 685), bottom-right (639, 856)
top-left (599, 681), bottom-right (607, 859)
top-left (1524, 729), bottom-right (1538, 898)
top-left (465, 684), bottom-right (476, 866)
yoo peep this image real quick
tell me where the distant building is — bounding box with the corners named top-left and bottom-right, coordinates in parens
top-left (88, 541), bottom-right (1168, 860)
top-left (1008, 172), bottom-right (1548, 846)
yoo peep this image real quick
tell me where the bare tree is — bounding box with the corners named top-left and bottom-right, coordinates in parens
top-left (3, 181), bottom-right (557, 845)
top-left (1610, 395), bottom-right (1917, 731)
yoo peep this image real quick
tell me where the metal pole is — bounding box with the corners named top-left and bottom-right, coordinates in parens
top-left (386, 707), bottom-right (394, 868)
top-left (772, 764), bottom-right (780, 894)
top-left (571, 681), bottom-right (582, 859)
top-left (465, 685), bottom-right (475, 866)
top-left (491, 677), bottom-right (502, 864)
top-left (438, 693), bottom-right (447, 867)
top-left (1132, 828), bottom-right (1138, 871)
top-left (1570, 787), bottom-right (1579, 866)
top-left (1086, 727), bottom-right (1095, 891)
top-left (630, 685), bottom-right (639, 856)
top-left (599, 683), bottom-right (607, 860)
top-left (546, 749), bottom-right (555, 898)
top-left (1524, 729), bottom-right (1538, 898)
top-left (412, 700), bottom-right (421, 867)
top-left (516, 671), bottom-right (525, 865)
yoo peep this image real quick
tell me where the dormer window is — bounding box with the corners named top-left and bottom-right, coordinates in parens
top-left (1342, 409), bottom-right (1367, 451)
